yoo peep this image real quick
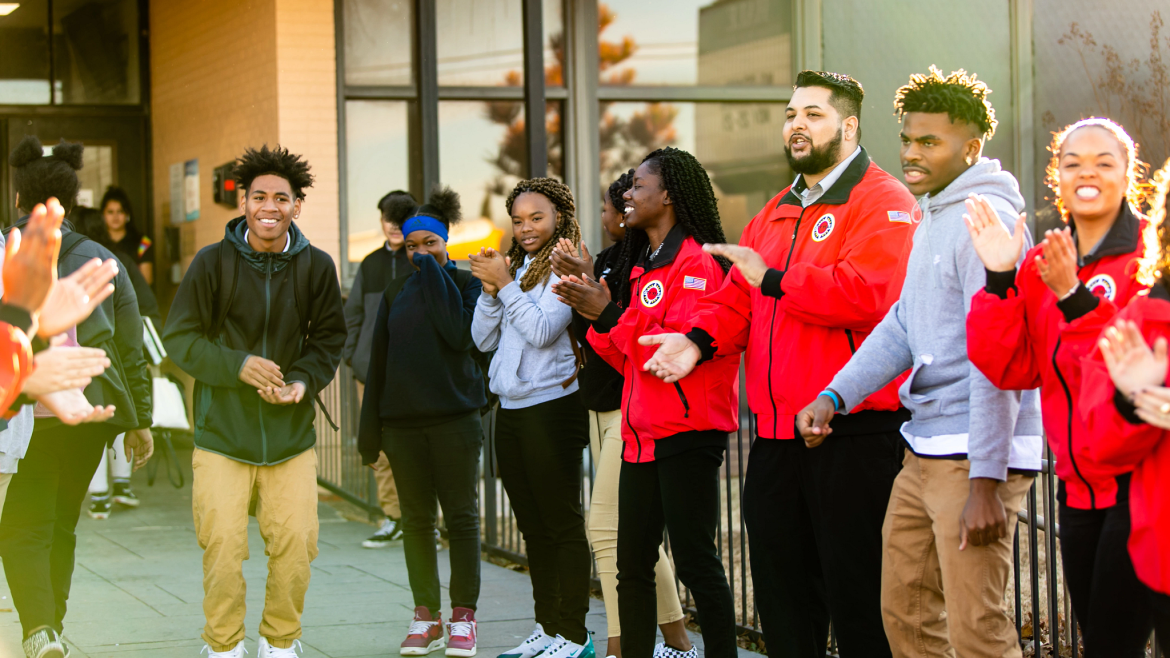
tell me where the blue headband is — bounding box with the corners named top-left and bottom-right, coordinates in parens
top-left (401, 214), bottom-right (448, 242)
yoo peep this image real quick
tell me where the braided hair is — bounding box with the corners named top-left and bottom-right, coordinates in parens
top-left (604, 169), bottom-right (636, 306)
top-left (615, 147), bottom-right (730, 307)
top-left (504, 178), bottom-right (581, 292)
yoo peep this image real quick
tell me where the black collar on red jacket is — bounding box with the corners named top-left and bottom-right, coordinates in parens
top-left (776, 146), bottom-right (873, 209)
top-left (1071, 202), bottom-right (1141, 266)
top-left (638, 223), bottom-right (688, 272)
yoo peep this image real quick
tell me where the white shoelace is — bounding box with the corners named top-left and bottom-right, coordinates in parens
top-left (522, 629), bottom-right (549, 647)
top-left (449, 621), bottom-right (474, 638)
top-left (409, 620), bottom-right (439, 636)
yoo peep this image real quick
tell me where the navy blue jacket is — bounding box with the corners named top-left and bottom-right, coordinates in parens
top-left (358, 254), bottom-right (486, 463)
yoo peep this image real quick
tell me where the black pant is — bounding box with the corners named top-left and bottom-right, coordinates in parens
top-left (618, 443), bottom-right (737, 658)
top-left (495, 393), bottom-right (591, 643)
top-left (1059, 475), bottom-right (1153, 657)
top-left (383, 412), bottom-right (483, 614)
top-left (0, 422), bottom-right (113, 638)
top-left (743, 433), bottom-right (902, 658)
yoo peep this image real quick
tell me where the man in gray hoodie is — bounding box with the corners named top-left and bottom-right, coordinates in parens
top-left (797, 68), bottom-right (1042, 656)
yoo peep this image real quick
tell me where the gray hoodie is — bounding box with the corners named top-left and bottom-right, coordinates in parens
top-left (828, 159), bottom-right (1043, 480)
top-left (471, 257), bottom-right (579, 409)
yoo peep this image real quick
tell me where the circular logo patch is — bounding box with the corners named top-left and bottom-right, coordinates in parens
top-left (641, 280), bottom-right (665, 308)
top-left (1085, 274), bottom-right (1117, 301)
top-left (812, 214), bottom-right (835, 242)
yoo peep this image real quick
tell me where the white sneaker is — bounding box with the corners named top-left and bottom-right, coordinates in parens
top-left (496, 624), bottom-right (555, 658)
top-left (652, 643), bottom-right (696, 658)
top-left (258, 638), bottom-right (302, 657)
top-left (201, 642), bottom-right (247, 657)
top-left (540, 635), bottom-right (595, 658)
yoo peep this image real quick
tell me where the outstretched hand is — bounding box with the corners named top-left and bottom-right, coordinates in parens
top-left (638, 333), bottom-right (700, 383)
top-left (963, 193), bottom-right (1027, 273)
top-left (21, 343), bottom-right (111, 398)
top-left (703, 243), bottom-right (768, 288)
top-left (36, 388), bottom-right (115, 425)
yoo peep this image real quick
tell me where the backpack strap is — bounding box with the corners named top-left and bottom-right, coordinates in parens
top-left (210, 241), bottom-right (239, 341)
top-left (58, 231), bottom-right (88, 264)
top-left (288, 247), bottom-right (341, 432)
top-left (381, 271), bottom-right (412, 311)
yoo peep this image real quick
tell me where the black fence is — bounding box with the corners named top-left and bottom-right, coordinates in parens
top-left (316, 366), bottom-right (1162, 657)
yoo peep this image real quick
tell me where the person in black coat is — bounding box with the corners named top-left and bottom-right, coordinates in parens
top-left (357, 187), bottom-right (486, 656)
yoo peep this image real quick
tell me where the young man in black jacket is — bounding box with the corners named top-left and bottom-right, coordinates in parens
top-left (343, 190), bottom-right (415, 548)
top-left (0, 136), bottom-right (154, 658)
top-left (163, 145), bottom-right (346, 658)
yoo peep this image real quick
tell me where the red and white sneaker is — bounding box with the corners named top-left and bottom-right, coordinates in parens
top-left (446, 607), bottom-right (477, 657)
top-left (401, 607), bottom-right (446, 656)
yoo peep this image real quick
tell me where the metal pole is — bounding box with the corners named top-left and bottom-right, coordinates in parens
top-left (521, 0), bottom-right (548, 177)
top-left (416, 0), bottom-right (440, 192)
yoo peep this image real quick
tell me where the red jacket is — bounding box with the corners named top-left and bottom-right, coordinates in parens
top-left (685, 148), bottom-right (916, 439)
top-left (1078, 291), bottom-right (1170, 594)
top-left (588, 228), bottom-right (740, 462)
top-left (967, 205), bottom-right (1150, 509)
top-left (0, 321), bottom-right (33, 420)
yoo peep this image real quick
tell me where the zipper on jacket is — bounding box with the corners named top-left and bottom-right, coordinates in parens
top-left (628, 270), bottom-right (645, 461)
top-left (768, 206), bottom-right (808, 438)
top-left (845, 329), bottom-right (856, 354)
top-left (673, 382), bottom-right (691, 418)
top-left (260, 255), bottom-right (273, 464)
top-left (1051, 336), bottom-right (1095, 508)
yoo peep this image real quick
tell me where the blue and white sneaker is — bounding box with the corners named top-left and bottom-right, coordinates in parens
top-left (539, 635), bottom-right (595, 658)
top-left (497, 624), bottom-right (555, 658)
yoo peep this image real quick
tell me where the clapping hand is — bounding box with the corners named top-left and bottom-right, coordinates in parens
top-left (2, 200), bottom-right (63, 326)
top-left (21, 341), bottom-right (111, 398)
top-left (1036, 228), bottom-right (1079, 298)
top-left (638, 333), bottom-right (701, 383)
top-left (469, 248), bottom-right (513, 296)
top-left (550, 238), bottom-right (594, 279)
top-left (703, 244), bottom-right (768, 288)
top-left (552, 274), bottom-right (611, 320)
top-left (1099, 319), bottom-right (1168, 399)
top-left (964, 193), bottom-right (1028, 273)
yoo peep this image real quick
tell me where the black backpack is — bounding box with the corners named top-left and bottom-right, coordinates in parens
top-left (208, 240), bottom-right (339, 430)
top-left (381, 267), bottom-right (498, 414)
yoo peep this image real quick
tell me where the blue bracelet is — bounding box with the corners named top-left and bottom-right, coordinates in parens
top-left (818, 389), bottom-right (842, 412)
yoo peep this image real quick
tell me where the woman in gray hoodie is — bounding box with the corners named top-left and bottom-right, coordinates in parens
top-left (470, 178), bottom-right (594, 658)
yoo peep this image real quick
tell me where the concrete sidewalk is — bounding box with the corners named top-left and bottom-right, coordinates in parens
top-left (0, 446), bottom-right (753, 657)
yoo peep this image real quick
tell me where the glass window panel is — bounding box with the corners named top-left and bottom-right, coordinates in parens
top-left (53, 0), bottom-right (140, 104)
top-left (1032, 0), bottom-right (1168, 233)
top-left (600, 0), bottom-right (792, 87)
top-left (0, 0), bottom-right (51, 104)
top-left (600, 101), bottom-right (788, 244)
top-left (75, 143), bottom-right (115, 209)
top-left (345, 100), bottom-right (410, 263)
top-left (439, 100), bottom-right (562, 258)
top-left (436, 0), bottom-right (564, 87)
top-left (343, 0), bottom-right (413, 86)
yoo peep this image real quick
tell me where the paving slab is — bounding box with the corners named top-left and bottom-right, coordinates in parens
top-left (0, 446), bottom-right (755, 657)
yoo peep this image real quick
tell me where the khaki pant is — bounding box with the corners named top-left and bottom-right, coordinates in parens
top-left (587, 409), bottom-right (684, 638)
top-left (192, 448), bottom-right (320, 651)
top-left (881, 451), bottom-right (1033, 657)
top-left (0, 472), bottom-right (11, 525)
top-left (357, 380), bottom-right (400, 519)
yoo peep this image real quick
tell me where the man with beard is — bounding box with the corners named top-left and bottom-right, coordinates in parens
top-left (639, 70), bottom-right (916, 657)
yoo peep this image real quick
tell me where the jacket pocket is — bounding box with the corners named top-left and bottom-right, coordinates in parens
top-left (899, 354), bottom-right (937, 407)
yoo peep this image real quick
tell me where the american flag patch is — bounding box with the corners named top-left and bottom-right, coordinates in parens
top-left (888, 211), bottom-right (912, 223)
top-left (683, 276), bottom-right (707, 291)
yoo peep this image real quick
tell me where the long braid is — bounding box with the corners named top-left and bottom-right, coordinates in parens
top-left (606, 169), bottom-right (636, 307)
top-left (504, 178), bottom-right (581, 292)
top-left (615, 147), bottom-right (730, 306)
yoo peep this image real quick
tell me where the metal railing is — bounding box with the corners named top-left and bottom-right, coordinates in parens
top-left (315, 367), bottom-right (1163, 657)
